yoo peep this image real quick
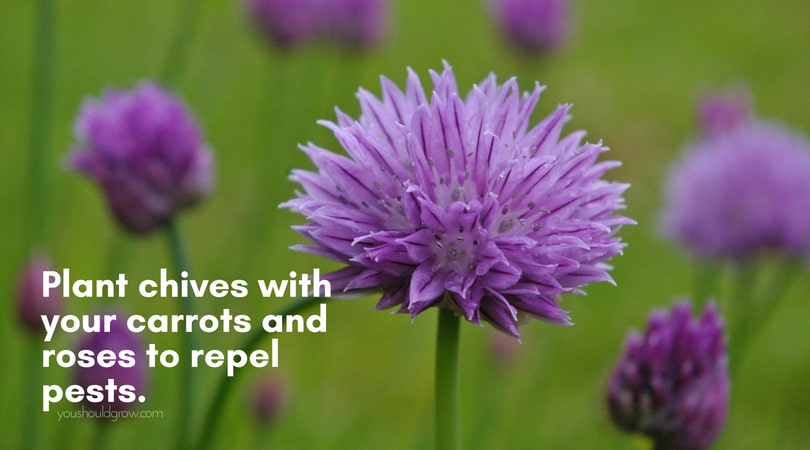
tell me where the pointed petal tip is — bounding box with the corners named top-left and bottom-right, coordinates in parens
top-left (533, 81), bottom-right (547, 93)
top-left (556, 103), bottom-right (573, 113)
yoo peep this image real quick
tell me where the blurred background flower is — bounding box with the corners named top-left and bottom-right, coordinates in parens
top-left (16, 253), bottom-right (61, 334)
top-left (245, 0), bottom-right (389, 50)
top-left (68, 82), bottom-right (214, 235)
top-left (490, 0), bottom-right (571, 55)
top-left (245, 0), bottom-right (319, 50)
top-left (696, 86), bottom-right (752, 138)
top-left (248, 375), bottom-right (288, 427)
top-left (322, 0), bottom-right (389, 49)
top-left (662, 110), bottom-right (810, 262)
top-left (73, 311), bottom-right (148, 413)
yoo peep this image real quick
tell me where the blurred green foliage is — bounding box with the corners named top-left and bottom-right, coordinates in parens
top-left (2, 0), bottom-right (810, 448)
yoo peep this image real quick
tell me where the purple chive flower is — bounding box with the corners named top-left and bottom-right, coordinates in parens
top-left (16, 254), bottom-right (61, 334)
top-left (662, 121), bottom-right (810, 261)
top-left (491, 0), bottom-right (571, 55)
top-left (68, 82), bottom-right (214, 234)
top-left (282, 62), bottom-right (632, 337)
top-left (607, 302), bottom-right (729, 450)
top-left (697, 87), bottom-right (752, 138)
top-left (245, 0), bottom-right (318, 49)
top-left (74, 312), bottom-right (147, 413)
top-left (322, 0), bottom-right (388, 49)
top-left (249, 376), bottom-right (288, 426)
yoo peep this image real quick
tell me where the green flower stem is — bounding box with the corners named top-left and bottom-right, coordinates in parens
top-left (91, 421), bottom-right (111, 450)
top-left (729, 259), bottom-right (799, 374)
top-left (22, 340), bottom-right (43, 450)
top-left (23, 2), bottom-right (56, 449)
top-left (25, 0), bottom-right (56, 249)
top-left (248, 61), bottom-right (297, 257)
top-left (755, 260), bottom-right (800, 324)
top-left (317, 48), bottom-right (342, 117)
top-left (196, 296), bottom-right (320, 450)
top-left (727, 261), bottom-right (757, 374)
top-left (692, 261), bottom-right (721, 309)
top-left (166, 219), bottom-right (197, 450)
top-left (435, 307), bottom-right (461, 450)
top-left (160, 0), bottom-right (203, 85)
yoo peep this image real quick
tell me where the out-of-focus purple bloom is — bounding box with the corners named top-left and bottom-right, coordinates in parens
top-left (245, 0), bottom-right (388, 50)
top-left (282, 62), bottom-right (632, 337)
top-left (245, 0), bottom-right (318, 49)
top-left (249, 376), bottom-right (288, 426)
top-left (68, 82), bottom-right (214, 235)
top-left (491, 0), bottom-right (571, 55)
top-left (16, 254), bottom-right (61, 334)
top-left (74, 312), bottom-right (147, 413)
top-left (697, 87), bottom-right (752, 138)
top-left (662, 121), bottom-right (810, 261)
top-left (607, 301), bottom-right (729, 450)
top-left (322, 0), bottom-right (388, 49)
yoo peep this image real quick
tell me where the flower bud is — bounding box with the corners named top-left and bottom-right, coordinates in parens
top-left (697, 87), bottom-right (752, 137)
top-left (16, 254), bottom-right (61, 334)
top-left (249, 376), bottom-right (287, 426)
top-left (607, 301), bottom-right (729, 450)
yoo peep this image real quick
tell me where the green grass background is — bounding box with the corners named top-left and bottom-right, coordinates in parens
top-left (2, 0), bottom-right (810, 448)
